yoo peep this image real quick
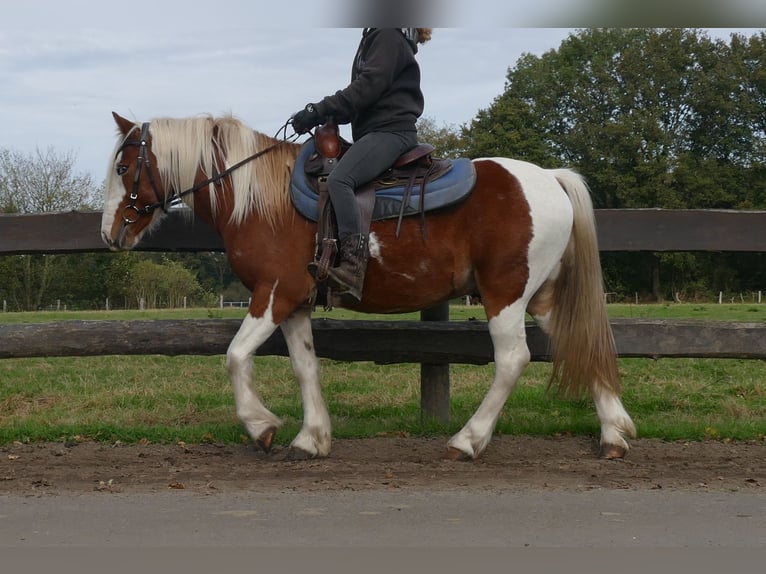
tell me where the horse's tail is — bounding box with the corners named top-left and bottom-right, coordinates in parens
top-left (546, 169), bottom-right (620, 398)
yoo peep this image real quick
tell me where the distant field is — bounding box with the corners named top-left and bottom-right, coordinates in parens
top-left (0, 303), bottom-right (764, 445)
top-left (1, 302), bottom-right (765, 323)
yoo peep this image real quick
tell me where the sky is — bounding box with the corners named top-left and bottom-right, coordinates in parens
top-left (1, 1), bottom-right (764, 185)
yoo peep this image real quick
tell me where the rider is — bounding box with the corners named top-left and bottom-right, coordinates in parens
top-left (291, 27), bottom-right (432, 301)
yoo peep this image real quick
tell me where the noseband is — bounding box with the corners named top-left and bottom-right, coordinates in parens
top-left (115, 121), bottom-right (295, 226)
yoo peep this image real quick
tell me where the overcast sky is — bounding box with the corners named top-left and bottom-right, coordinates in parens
top-left (1, 1), bottom-right (763, 184)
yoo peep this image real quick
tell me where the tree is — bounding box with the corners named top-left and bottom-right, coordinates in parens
top-left (415, 117), bottom-right (468, 158)
top-left (50, 253), bottom-right (115, 310)
top-left (464, 29), bottom-right (766, 209)
top-left (0, 147), bottom-right (98, 213)
top-left (462, 28), bottom-right (766, 301)
top-left (0, 147), bottom-right (101, 310)
top-left (171, 252), bottom-right (240, 297)
top-left (463, 55), bottom-right (557, 166)
top-left (124, 259), bottom-right (210, 309)
top-left (160, 259), bottom-right (208, 309)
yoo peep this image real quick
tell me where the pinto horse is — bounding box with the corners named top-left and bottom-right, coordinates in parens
top-left (101, 112), bottom-right (636, 460)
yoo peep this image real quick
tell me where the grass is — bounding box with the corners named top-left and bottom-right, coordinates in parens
top-left (2, 301), bottom-right (764, 323)
top-left (0, 304), bottom-right (764, 445)
top-left (605, 303), bottom-right (766, 322)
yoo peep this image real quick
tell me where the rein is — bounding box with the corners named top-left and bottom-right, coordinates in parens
top-left (118, 120), bottom-right (297, 224)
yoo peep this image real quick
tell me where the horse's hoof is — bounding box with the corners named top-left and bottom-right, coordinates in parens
top-left (599, 444), bottom-right (628, 459)
top-left (444, 446), bottom-right (473, 462)
top-left (285, 447), bottom-right (316, 461)
top-left (255, 427), bottom-right (277, 453)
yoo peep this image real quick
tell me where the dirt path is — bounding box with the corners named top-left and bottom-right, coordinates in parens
top-left (2, 436), bottom-right (763, 495)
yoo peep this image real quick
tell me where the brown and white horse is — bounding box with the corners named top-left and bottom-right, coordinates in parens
top-left (101, 112), bottom-right (636, 460)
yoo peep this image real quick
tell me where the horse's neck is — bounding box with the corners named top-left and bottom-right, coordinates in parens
top-left (188, 172), bottom-right (283, 236)
top-left (185, 137), bottom-right (301, 237)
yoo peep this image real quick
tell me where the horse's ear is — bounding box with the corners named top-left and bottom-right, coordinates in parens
top-left (112, 112), bottom-right (136, 135)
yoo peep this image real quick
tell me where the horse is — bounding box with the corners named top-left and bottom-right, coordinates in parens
top-left (101, 112), bottom-right (636, 461)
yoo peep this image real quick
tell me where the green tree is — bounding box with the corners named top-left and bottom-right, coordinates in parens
top-left (124, 258), bottom-right (210, 309)
top-left (463, 28), bottom-right (766, 301)
top-left (103, 251), bottom-right (139, 309)
top-left (415, 116), bottom-right (468, 158)
top-left (170, 252), bottom-right (239, 297)
top-left (49, 253), bottom-right (115, 310)
top-left (160, 258), bottom-right (208, 308)
top-left (0, 147), bottom-right (101, 310)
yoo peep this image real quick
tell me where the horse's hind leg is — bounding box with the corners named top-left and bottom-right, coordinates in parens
top-left (592, 390), bottom-right (636, 458)
top-left (280, 307), bottom-right (331, 458)
top-left (528, 281), bottom-right (636, 458)
top-left (447, 299), bottom-right (530, 460)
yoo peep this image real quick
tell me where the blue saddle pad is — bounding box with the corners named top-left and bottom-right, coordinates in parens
top-left (290, 140), bottom-right (476, 223)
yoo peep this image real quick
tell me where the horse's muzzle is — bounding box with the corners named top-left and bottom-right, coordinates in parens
top-left (102, 228), bottom-right (129, 251)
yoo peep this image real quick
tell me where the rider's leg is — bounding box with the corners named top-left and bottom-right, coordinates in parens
top-left (326, 130), bottom-right (416, 300)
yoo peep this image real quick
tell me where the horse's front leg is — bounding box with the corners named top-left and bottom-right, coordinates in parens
top-left (226, 282), bottom-right (284, 451)
top-left (280, 307), bottom-right (332, 459)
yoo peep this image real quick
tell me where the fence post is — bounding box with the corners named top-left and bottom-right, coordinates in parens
top-left (420, 301), bottom-right (450, 424)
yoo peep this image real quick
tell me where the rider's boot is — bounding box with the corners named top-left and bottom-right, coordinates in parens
top-left (327, 234), bottom-right (369, 302)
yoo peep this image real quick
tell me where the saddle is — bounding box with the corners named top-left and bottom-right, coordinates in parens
top-left (291, 122), bottom-right (476, 285)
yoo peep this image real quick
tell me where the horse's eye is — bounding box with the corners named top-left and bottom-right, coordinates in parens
top-left (116, 164), bottom-right (128, 176)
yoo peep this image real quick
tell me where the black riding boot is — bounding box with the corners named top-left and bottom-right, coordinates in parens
top-left (327, 234), bottom-right (369, 302)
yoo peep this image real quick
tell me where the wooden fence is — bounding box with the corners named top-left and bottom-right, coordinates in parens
top-left (3, 209), bottom-right (766, 254)
top-left (2, 209), bottom-right (766, 422)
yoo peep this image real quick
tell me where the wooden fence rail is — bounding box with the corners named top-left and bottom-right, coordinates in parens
top-left (2, 209), bottom-right (766, 254)
top-left (2, 209), bottom-right (765, 422)
top-left (2, 318), bottom-right (765, 362)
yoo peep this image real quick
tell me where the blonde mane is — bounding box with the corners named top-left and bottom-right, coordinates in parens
top-left (148, 115), bottom-right (299, 228)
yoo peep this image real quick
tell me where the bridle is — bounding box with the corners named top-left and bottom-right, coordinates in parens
top-left (116, 120), bottom-right (297, 225)
top-left (117, 122), bottom-right (164, 224)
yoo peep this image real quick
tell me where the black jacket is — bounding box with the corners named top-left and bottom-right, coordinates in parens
top-left (314, 28), bottom-right (424, 141)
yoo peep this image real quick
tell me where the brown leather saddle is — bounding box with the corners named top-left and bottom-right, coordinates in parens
top-left (305, 122), bottom-right (452, 282)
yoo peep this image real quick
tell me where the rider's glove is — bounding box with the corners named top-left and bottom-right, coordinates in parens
top-left (291, 103), bottom-right (322, 134)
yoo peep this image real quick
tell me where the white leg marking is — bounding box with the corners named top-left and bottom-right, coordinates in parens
top-left (281, 308), bottom-right (332, 457)
top-left (226, 284), bottom-right (282, 441)
top-left (449, 300), bottom-right (530, 458)
top-left (534, 294), bottom-right (635, 455)
top-left (594, 389), bottom-right (637, 452)
top-left (531, 309), bottom-right (552, 334)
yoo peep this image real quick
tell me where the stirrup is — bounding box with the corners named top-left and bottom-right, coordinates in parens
top-left (307, 238), bottom-right (337, 281)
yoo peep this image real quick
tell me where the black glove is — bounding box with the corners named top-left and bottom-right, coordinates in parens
top-left (291, 103), bottom-right (321, 134)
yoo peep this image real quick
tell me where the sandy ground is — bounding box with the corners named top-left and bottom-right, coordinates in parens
top-left (1, 435), bottom-right (763, 495)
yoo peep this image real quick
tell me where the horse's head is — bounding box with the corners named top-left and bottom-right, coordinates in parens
top-left (101, 112), bottom-right (169, 250)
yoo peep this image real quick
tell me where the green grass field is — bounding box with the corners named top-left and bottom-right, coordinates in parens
top-left (1, 304), bottom-right (764, 445)
top-left (1, 302), bottom-right (765, 323)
